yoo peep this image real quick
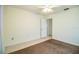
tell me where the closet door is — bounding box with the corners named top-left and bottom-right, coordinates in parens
top-left (40, 19), bottom-right (47, 38)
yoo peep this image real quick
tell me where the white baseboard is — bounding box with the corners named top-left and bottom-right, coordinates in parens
top-left (5, 36), bottom-right (52, 53)
top-left (52, 35), bottom-right (79, 46)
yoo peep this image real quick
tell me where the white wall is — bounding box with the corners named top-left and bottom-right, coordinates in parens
top-left (52, 7), bottom-right (79, 46)
top-left (3, 6), bottom-right (46, 47)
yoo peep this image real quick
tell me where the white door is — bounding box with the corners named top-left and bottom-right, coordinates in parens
top-left (40, 19), bottom-right (47, 37)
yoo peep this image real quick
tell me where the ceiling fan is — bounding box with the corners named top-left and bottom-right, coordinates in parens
top-left (39, 5), bottom-right (60, 14)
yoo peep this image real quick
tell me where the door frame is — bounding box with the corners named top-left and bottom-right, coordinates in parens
top-left (0, 5), bottom-right (5, 53)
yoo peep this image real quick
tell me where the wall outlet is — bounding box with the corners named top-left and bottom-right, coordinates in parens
top-left (11, 37), bottom-right (14, 40)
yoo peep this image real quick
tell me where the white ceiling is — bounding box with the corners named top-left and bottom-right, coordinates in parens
top-left (11, 5), bottom-right (79, 16)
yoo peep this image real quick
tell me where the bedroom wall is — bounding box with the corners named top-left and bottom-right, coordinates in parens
top-left (52, 7), bottom-right (79, 46)
top-left (3, 6), bottom-right (47, 47)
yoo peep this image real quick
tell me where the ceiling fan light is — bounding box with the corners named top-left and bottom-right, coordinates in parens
top-left (42, 8), bottom-right (53, 13)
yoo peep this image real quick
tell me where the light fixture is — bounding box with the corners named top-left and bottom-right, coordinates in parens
top-left (41, 5), bottom-right (54, 14)
top-left (41, 5), bottom-right (60, 14)
top-left (42, 7), bottom-right (53, 13)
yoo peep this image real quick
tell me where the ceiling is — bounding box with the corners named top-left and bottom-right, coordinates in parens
top-left (11, 5), bottom-right (78, 16)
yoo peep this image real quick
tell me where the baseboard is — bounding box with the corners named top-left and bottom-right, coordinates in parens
top-left (5, 36), bottom-right (52, 53)
top-left (52, 35), bottom-right (79, 46)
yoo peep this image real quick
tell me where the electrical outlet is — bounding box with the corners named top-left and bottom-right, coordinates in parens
top-left (11, 37), bottom-right (14, 40)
